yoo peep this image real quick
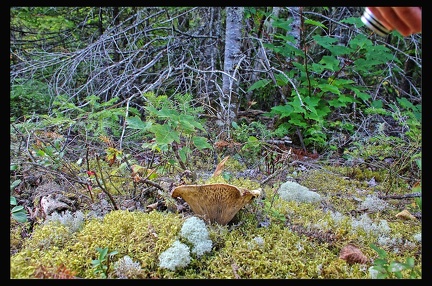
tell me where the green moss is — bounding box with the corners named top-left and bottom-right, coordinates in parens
top-left (10, 210), bottom-right (185, 278)
top-left (10, 169), bottom-right (422, 279)
top-left (204, 223), bottom-right (358, 278)
top-left (10, 220), bottom-right (29, 255)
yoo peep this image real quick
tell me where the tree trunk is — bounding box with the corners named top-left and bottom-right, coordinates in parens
top-left (287, 7), bottom-right (302, 50)
top-left (221, 7), bottom-right (244, 138)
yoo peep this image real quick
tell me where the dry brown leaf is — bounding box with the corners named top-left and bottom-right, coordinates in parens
top-left (146, 202), bottom-right (159, 212)
top-left (212, 155), bottom-right (230, 177)
top-left (395, 209), bottom-right (417, 220)
top-left (214, 140), bottom-right (230, 149)
top-left (339, 244), bottom-right (369, 265)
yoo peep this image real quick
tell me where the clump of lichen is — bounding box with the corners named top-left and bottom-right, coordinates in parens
top-left (113, 255), bottom-right (145, 279)
top-left (158, 216), bottom-right (213, 271)
top-left (158, 240), bottom-right (191, 271)
top-left (277, 181), bottom-right (321, 203)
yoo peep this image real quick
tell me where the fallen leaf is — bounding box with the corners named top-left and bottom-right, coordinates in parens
top-left (339, 244), bottom-right (368, 265)
top-left (395, 209), bottom-right (417, 220)
top-left (212, 155), bottom-right (230, 177)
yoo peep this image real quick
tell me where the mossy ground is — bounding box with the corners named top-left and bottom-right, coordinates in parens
top-left (10, 163), bottom-right (421, 279)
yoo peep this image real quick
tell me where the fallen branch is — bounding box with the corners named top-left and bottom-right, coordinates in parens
top-left (378, 193), bottom-right (421, 200)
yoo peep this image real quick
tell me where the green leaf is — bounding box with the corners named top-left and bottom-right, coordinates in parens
top-left (338, 95), bottom-right (356, 103)
top-left (178, 147), bottom-right (188, 163)
top-left (150, 124), bottom-right (180, 145)
top-left (340, 16), bottom-right (364, 26)
top-left (247, 79), bottom-right (271, 92)
top-left (275, 73), bottom-right (289, 86)
top-left (179, 116), bottom-right (197, 133)
top-left (313, 35), bottom-right (338, 47)
top-left (91, 260), bottom-right (101, 266)
top-left (328, 99), bottom-right (346, 108)
top-left (352, 89), bottom-right (371, 102)
top-left (157, 107), bottom-right (179, 118)
top-left (271, 17), bottom-right (294, 31)
top-left (188, 118), bottom-right (206, 132)
top-left (97, 247), bottom-right (109, 260)
top-left (12, 205), bottom-right (24, 213)
top-left (304, 19), bottom-right (327, 29)
top-left (318, 83), bottom-right (340, 95)
top-left (271, 104), bottom-right (293, 118)
top-left (370, 244), bottom-right (387, 259)
top-left (331, 79), bottom-right (355, 87)
top-left (327, 45), bottom-right (352, 56)
top-left (12, 211), bottom-right (28, 223)
top-left (192, 136), bottom-right (212, 150)
top-left (289, 117), bottom-right (308, 128)
top-left (10, 179), bottom-right (22, 191)
top-left (389, 261), bottom-right (408, 273)
top-left (396, 97), bottom-right (415, 110)
top-left (349, 34), bottom-right (372, 49)
top-left (247, 136), bottom-right (258, 143)
top-left (10, 196), bottom-right (17, 206)
top-left (371, 100), bottom-right (383, 109)
top-left (319, 56), bottom-right (340, 71)
top-left (126, 116), bottom-right (151, 131)
top-left (404, 257), bottom-right (415, 268)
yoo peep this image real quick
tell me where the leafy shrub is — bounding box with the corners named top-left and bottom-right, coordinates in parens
top-left (10, 195), bottom-right (28, 223)
top-left (91, 247), bottom-right (119, 278)
top-left (11, 79), bottom-right (51, 120)
top-left (50, 94), bottom-right (136, 138)
top-left (369, 244), bottom-right (421, 279)
top-left (250, 17), bottom-right (417, 152)
top-left (126, 92), bottom-right (212, 170)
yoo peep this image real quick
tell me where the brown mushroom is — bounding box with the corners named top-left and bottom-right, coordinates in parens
top-left (171, 183), bottom-right (261, 225)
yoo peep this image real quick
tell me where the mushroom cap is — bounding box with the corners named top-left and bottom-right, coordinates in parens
top-left (171, 183), bottom-right (261, 225)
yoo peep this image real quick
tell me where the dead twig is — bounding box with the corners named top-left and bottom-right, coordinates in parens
top-left (377, 192), bottom-right (421, 200)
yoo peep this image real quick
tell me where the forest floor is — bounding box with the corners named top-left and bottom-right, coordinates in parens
top-left (10, 125), bottom-right (422, 279)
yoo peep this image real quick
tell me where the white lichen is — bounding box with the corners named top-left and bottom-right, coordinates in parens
top-left (113, 255), bottom-right (142, 279)
top-left (351, 214), bottom-right (390, 236)
top-left (413, 232), bottom-right (422, 243)
top-left (277, 181), bottom-right (321, 203)
top-left (45, 210), bottom-right (85, 233)
top-left (180, 216), bottom-right (213, 257)
top-left (359, 195), bottom-right (390, 212)
top-left (247, 236), bottom-right (265, 250)
top-left (158, 240), bottom-right (191, 271)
